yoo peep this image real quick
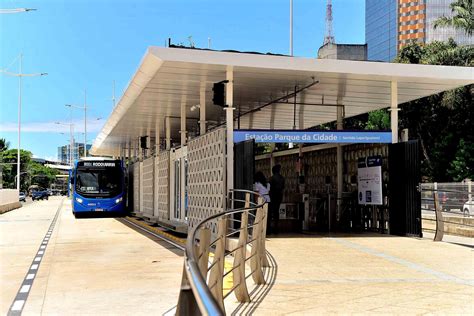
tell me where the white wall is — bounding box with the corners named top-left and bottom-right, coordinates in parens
top-left (0, 189), bottom-right (19, 206)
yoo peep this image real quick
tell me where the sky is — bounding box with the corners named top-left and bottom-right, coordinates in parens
top-left (0, 0), bottom-right (365, 161)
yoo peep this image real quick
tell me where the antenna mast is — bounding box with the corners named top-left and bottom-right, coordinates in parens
top-left (323, 0), bottom-right (335, 45)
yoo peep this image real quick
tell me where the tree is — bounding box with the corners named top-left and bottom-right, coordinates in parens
top-left (0, 149), bottom-right (32, 190)
top-left (0, 138), bottom-right (10, 152)
top-left (433, 0), bottom-right (474, 35)
top-left (395, 40), bottom-right (474, 181)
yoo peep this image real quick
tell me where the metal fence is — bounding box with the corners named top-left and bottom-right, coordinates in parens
top-left (420, 182), bottom-right (473, 241)
top-left (176, 189), bottom-right (269, 315)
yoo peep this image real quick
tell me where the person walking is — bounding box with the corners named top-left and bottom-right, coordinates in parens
top-left (269, 164), bottom-right (285, 234)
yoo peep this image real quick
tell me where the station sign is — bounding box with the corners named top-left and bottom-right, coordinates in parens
top-left (357, 156), bottom-right (383, 206)
top-left (233, 130), bottom-right (392, 144)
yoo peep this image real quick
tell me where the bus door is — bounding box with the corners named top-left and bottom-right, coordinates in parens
top-left (170, 146), bottom-right (188, 223)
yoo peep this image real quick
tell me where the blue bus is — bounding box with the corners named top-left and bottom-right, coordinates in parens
top-left (71, 158), bottom-right (126, 217)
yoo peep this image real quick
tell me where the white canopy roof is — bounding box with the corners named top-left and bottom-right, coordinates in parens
top-left (91, 47), bottom-right (473, 156)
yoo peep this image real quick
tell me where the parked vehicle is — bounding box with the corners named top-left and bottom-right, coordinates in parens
top-left (32, 190), bottom-right (49, 201)
top-left (19, 192), bottom-right (26, 202)
top-left (463, 200), bottom-right (473, 216)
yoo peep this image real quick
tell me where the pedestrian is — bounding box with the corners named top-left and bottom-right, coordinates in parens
top-left (269, 164), bottom-right (285, 234)
top-left (254, 171), bottom-right (271, 203)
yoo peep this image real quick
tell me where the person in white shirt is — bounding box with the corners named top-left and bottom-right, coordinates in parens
top-left (254, 171), bottom-right (270, 203)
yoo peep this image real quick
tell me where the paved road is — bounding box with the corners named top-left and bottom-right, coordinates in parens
top-left (0, 197), bottom-right (183, 315)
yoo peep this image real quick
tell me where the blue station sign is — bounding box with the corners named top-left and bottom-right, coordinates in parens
top-left (234, 130), bottom-right (392, 144)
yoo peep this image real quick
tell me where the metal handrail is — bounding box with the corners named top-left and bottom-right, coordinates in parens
top-left (177, 189), bottom-right (267, 316)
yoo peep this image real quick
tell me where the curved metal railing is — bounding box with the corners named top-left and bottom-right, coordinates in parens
top-left (176, 189), bottom-right (269, 315)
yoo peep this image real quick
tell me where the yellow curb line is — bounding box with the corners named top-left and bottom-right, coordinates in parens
top-left (125, 216), bottom-right (186, 245)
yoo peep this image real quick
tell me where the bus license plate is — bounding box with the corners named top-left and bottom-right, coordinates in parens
top-left (95, 208), bottom-right (104, 212)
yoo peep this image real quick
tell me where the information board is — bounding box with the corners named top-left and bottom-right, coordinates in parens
top-left (357, 156), bottom-right (383, 205)
top-left (234, 130), bottom-right (392, 144)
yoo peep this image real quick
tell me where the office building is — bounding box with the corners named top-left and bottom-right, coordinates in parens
top-left (366, 0), bottom-right (474, 61)
top-left (57, 143), bottom-right (92, 164)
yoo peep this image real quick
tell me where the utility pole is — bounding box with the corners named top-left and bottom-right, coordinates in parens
top-left (17, 53), bottom-right (22, 191)
top-left (84, 89), bottom-right (87, 157)
top-left (290, 0), bottom-right (293, 56)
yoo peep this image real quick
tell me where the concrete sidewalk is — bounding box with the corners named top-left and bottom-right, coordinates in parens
top-left (0, 197), bottom-right (183, 315)
top-left (234, 233), bottom-right (473, 315)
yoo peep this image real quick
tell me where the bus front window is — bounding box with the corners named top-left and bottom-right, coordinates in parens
top-left (76, 168), bottom-right (122, 197)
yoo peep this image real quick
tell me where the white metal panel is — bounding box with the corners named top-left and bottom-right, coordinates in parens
top-left (187, 128), bottom-right (226, 232)
top-left (133, 163), bottom-right (140, 213)
top-left (139, 161), bottom-right (144, 214)
top-left (142, 156), bottom-right (154, 217)
top-left (155, 150), bottom-right (170, 220)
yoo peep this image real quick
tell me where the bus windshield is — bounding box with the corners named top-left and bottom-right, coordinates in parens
top-left (75, 167), bottom-right (122, 197)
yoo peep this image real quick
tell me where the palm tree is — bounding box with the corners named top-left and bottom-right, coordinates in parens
top-left (433, 0), bottom-right (473, 36)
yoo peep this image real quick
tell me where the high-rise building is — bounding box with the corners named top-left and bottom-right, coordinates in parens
top-left (57, 143), bottom-right (92, 165)
top-left (366, 0), bottom-right (473, 62)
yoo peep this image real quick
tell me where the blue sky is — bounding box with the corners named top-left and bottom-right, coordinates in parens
top-left (0, 0), bottom-right (365, 160)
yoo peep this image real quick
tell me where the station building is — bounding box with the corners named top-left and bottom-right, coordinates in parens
top-left (90, 46), bottom-right (473, 235)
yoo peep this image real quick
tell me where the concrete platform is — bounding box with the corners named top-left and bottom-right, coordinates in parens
top-left (230, 233), bottom-right (473, 315)
top-left (0, 197), bottom-right (183, 315)
top-left (2, 198), bottom-right (473, 315)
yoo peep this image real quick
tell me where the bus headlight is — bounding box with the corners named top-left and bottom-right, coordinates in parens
top-left (115, 197), bottom-right (123, 204)
top-left (75, 197), bottom-right (83, 203)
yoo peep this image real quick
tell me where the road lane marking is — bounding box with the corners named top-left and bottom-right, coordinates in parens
top-left (19, 285), bottom-right (30, 293)
top-left (11, 301), bottom-right (24, 311)
top-left (7, 201), bottom-right (63, 316)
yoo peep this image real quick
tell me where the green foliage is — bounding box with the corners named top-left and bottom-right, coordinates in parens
top-left (448, 139), bottom-right (474, 181)
top-left (366, 109), bottom-right (390, 130)
top-left (433, 0), bottom-right (473, 35)
top-left (396, 41), bottom-right (474, 181)
top-left (0, 138), bottom-right (9, 152)
top-left (28, 162), bottom-right (59, 189)
top-left (0, 145), bottom-right (58, 190)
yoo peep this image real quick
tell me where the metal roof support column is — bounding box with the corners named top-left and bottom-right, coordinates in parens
top-left (226, 67), bottom-right (235, 193)
top-left (155, 121), bottom-right (160, 156)
top-left (165, 117), bottom-right (171, 150)
top-left (336, 102), bottom-right (344, 227)
top-left (138, 137), bottom-right (142, 161)
top-left (181, 102), bottom-right (187, 145)
top-left (390, 81), bottom-right (399, 143)
top-left (199, 86), bottom-right (206, 135)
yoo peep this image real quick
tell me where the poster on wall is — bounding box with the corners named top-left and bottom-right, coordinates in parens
top-left (357, 156), bottom-right (383, 205)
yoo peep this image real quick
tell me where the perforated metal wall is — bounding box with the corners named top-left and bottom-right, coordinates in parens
top-left (187, 128), bottom-right (226, 231)
top-left (155, 150), bottom-right (170, 220)
top-left (133, 163), bottom-right (140, 213)
top-left (142, 156), bottom-right (154, 217)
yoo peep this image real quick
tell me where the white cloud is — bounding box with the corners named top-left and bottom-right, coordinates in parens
top-left (0, 118), bottom-right (104, 133)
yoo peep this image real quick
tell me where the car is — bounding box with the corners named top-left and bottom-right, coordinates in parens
top-left (32, 190), bottom-right (49, 201)
top-left (462, 200), bottom-right (473, 216)
top-left (19, 192), bottom-right (26, 202)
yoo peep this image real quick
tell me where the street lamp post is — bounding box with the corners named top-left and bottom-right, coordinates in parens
top-left (66, 89), bottom-right (87, 157)
top-left (1, 53), bottom-right (47, 191)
